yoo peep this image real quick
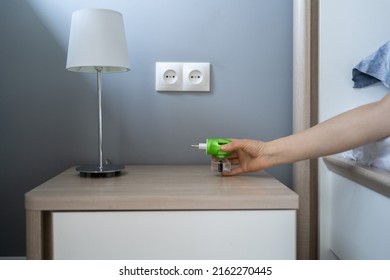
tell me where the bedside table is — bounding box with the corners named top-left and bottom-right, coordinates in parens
top-left (25, 165), bottom-right (298, 259)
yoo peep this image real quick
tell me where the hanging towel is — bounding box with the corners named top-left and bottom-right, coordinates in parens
top-left (352, 41), bottom-right (390, 88)
top-left (343, 137), bottom-right (390, 171)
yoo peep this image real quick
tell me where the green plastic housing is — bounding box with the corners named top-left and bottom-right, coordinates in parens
top-left (206, 138), bottom-right (233, 159)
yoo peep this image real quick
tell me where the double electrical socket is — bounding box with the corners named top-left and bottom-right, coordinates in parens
top-left (155, 62), bottom-right (210, 92)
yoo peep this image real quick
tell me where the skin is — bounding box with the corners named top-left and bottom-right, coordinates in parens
top-left (221, 92), bottom-right (390, 176)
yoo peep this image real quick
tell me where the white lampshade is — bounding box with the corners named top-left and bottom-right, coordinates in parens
top-left (66, 9), bottom-right (130, 73)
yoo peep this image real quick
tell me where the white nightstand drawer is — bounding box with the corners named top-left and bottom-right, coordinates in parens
top-left (53, 210), bottom-right (296, 260)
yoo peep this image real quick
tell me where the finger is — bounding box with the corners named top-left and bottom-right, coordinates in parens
top-left (222, 167), bottom-right (243, 176)
top-left (229, 158), bottom-right (240, 165)
top-left (226, 152), bottom-right (238, 159)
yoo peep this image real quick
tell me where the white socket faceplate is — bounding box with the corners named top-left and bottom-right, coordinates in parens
top-left (155, 62), bottom-right (182, 91)
top-left (183, 63), bottom-right (210, 91)
top-left (155, 62), bottom-right (210, 92)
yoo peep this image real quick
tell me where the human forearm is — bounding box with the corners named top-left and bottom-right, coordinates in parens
top-left (222, 93), bottom-right (390, 175)
top-left (265, 95), bottom-right (390, 166)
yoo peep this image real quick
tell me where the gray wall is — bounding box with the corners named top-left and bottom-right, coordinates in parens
top-left (0, 0), bottom-right (292, 257)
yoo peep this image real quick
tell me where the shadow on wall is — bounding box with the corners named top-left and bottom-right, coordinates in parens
top-left (0, 1), bottom-right (97, 257)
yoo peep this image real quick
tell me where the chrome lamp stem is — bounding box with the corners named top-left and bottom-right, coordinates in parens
top-left (75, 67), bottom-right (124, 177)
top-left (97, 67), bottom-right (103, 171)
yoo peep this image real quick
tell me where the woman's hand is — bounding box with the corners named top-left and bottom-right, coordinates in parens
top-left (220, 139), bottom-right (273, 176)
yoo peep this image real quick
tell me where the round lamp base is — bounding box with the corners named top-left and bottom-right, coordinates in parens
top-left (76, 164), bottom-right (125, 178)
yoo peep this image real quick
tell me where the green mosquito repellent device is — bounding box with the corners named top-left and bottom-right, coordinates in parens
top-left (192, 138), bottom-right (233, 173)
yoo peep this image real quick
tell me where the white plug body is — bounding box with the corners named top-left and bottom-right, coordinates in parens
top-left (192, 143), bottom-right (207, 150)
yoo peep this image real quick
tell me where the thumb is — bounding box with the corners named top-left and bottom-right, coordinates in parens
top-left (221, 139), bottom-right (241, 152)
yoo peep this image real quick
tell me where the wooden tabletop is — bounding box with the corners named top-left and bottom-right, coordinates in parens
top-left (25, 165), bottom-right (298, 211)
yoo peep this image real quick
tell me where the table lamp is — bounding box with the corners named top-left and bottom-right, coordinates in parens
top-left (66, 9), bottom-right (130, 177)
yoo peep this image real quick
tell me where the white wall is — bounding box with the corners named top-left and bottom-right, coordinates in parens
top-left (319, 0), bottom-right (390, 259)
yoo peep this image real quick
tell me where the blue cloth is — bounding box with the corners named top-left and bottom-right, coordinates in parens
top-left (352, 41), bottom-right (390, 88)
